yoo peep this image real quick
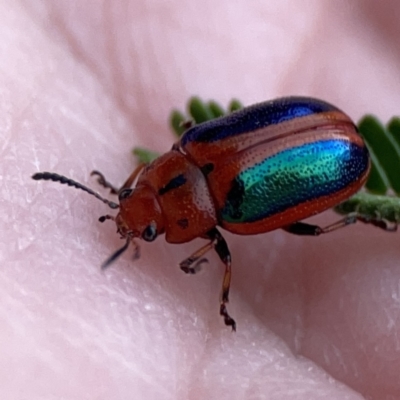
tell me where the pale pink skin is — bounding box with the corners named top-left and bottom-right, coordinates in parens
top-left (3, 1), bottom-right (400, 399)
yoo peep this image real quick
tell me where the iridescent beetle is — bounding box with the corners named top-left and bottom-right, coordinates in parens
top-left (32, 97), bottom-right (371, 330)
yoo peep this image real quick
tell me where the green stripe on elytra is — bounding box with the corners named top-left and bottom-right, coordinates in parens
top-left (221, 140), bottom-right (369, 223)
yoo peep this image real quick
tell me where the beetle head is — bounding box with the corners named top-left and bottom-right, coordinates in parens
top-left (115, 184), bottom-right (165, 242)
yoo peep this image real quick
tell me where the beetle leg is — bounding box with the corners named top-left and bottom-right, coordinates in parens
top-left (283, 213), bottom-right (358, 236)
top-left (208, 228), bottom-right (236, 331)
top-left (180, 242), bottom-right (214, 274)
top-left (285, 212), bottom-right (399, 236)
top-left (203, 228), bottom-right (236, 331)
top-left (179, 228), bottom-right (236, 331)
top-left (91, 170), bottom-right (119, 194)
top-left (356, 216), bottom-right (398, 232)
top-left (91, 163), bottom-right (146, 195)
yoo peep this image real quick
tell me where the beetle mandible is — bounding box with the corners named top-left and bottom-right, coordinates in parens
top-left (32, 96), bottom-right (371, 330)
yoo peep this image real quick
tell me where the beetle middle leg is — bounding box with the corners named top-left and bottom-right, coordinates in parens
top-left (179, 227), bottom-right (236, 331)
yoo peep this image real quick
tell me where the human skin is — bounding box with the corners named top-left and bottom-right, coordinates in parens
top-left (2, 1), bottom-right (400, 399)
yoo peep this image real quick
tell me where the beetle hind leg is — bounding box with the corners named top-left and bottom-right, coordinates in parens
top-left (284, 212), bottom-right (399, 236)
top-left (356, 215), bottom-right (398, 232)
top-left (179, 228), bottom-right (236, 331)
top-left (283, 214), bottom-right (358, 236)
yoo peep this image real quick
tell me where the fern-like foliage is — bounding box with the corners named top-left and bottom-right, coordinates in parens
top-left (358, 115), bottom-right (400, 195)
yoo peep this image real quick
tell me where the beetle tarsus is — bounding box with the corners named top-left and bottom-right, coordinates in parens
top-left (357, 215), bottom-right (398, 232)
top-left (220, 304), bottom-right (236, 331)
top-left (180, 257), bottom-right (197, 274)
top-left (180, 241), bottom-right (215, 274)
top-left (180, 257), bottom-right (208, 274)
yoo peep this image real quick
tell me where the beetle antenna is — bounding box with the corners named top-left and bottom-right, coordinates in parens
top-left (101, 238), bottom-right (131, 270)
top-left (32, 172), bottom-right (119, 210)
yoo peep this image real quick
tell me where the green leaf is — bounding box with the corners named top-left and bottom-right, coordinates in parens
top-left (207, 101), bottom-right (225, 118)
top-left (132, 147), bottom-right (160, 164)
top-left (228, 99), bottom-right (243, 112)
top-left (358, 115), bottom-right (400, 195)
top-left (169, 110), bottom-right (187, 137)
top-left (188, 97), bottom-right (215, 124)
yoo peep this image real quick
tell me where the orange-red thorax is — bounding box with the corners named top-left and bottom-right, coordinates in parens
top-left (116, 150), bottom-right (217, 244)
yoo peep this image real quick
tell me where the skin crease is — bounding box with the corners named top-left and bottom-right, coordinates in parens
top-left (2, 0), bottom-right (400, 399)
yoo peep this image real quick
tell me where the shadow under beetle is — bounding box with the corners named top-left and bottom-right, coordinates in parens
top-left (33, 96), bottom-right (376, 330)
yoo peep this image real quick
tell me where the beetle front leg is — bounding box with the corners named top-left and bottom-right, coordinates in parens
top-left (90, 170), bottom-right (120, 194)
top-left (91, 163), bottom-right (146, 195)
top-left (179, 227), bottom-right (236, 331)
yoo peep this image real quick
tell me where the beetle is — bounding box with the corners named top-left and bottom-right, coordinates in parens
top-left (32, 96), bottom-right (371, 331)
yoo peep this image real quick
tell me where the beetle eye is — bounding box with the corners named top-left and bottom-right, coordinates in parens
top-left (142, 224), bottom-right (157, 242)
top-left (119, 188), bottom-right (133, 200)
